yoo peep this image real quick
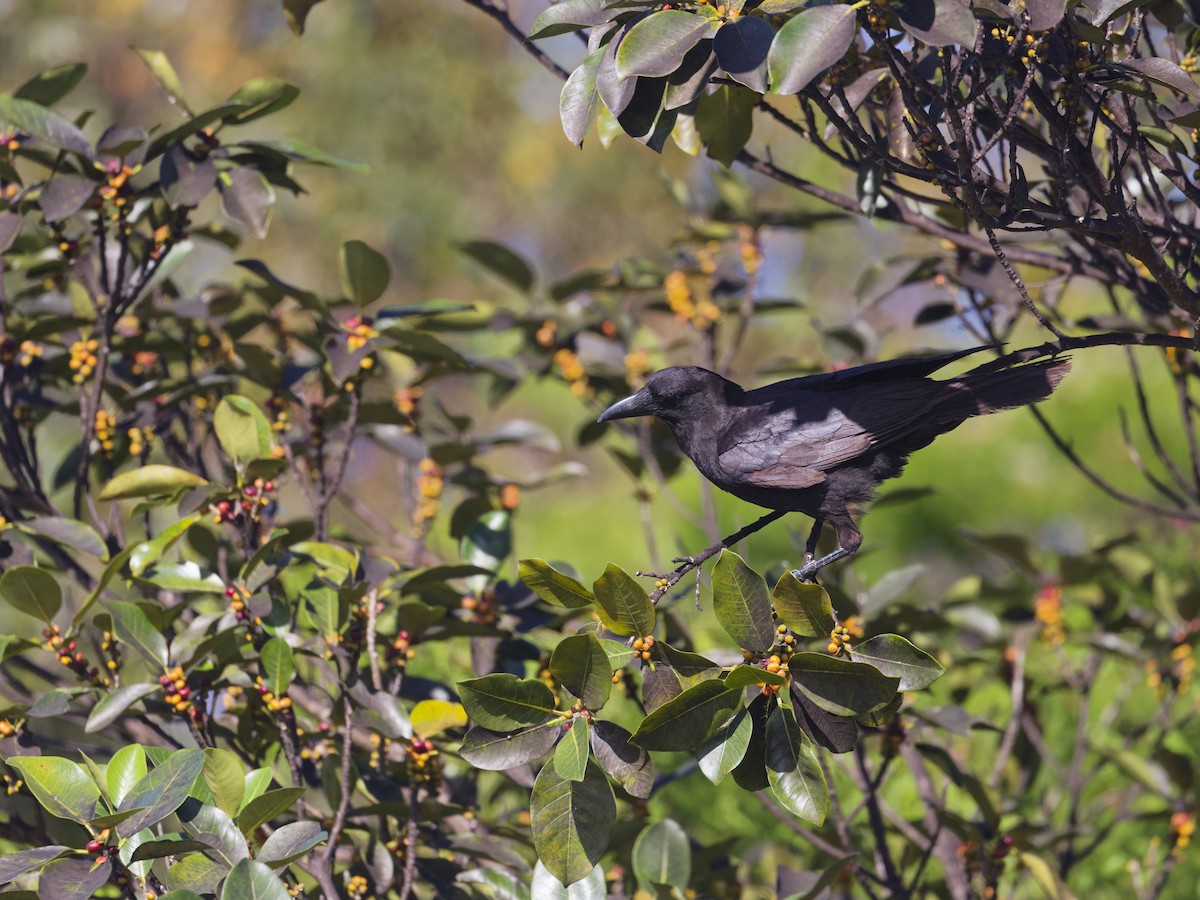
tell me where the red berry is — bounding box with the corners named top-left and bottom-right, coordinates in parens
top-left (86, 839), bottom-right (101, 853)
top-left (225, 587), bottom-right (236, 598)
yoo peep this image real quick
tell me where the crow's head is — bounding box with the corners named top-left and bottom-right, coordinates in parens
top-left (597, 366), bottom-right (739, 425)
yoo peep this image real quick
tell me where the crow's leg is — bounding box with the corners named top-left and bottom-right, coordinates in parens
top-left (803, 517), bottom-right (825, 564)
top-left (792, 517), bottom-right (862, 583)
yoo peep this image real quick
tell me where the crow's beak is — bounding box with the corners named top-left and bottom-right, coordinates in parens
top-left (598, 387), bottom-right (652, 423)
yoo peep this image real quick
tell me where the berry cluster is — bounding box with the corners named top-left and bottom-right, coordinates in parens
top-left (127, 424), bottom-right (154, 457)
top-left (45, 625), bottom-right (106, 686)
top-left (406, 737), bottom-right (441, 786)
top-left (394, 385), bottom-right (421, 431)
top-left (255, 676), bottom-right (293, 714)
top-left (225, 586), bottom-right (262, 639)
top-left (864, 0), bottom-right (892, 32)
top-left (1034, 585), bottom-right (1065, 646)
top-left (2, 771), bottom-right (22, 796)
top-left (827, 625), bottom-right (855, 657)
top-left (535, 319), bottom-right (556, 348)
top-left (411, 458), bottom-right (443, 537)
top-left (368, 732), bottom-right (391, 768)
top-left (346, 874), bottom-right (369, 899)
top-left (390, 629), bottom-right (417, 669)
top-left (0, 719), bottom-right (16, 738)
top-left (98, 629), bottom-right (122, 676)
top-left (461, 589), bottom-right (497, 626)
top-left (553, 347), bottom-right (592, 398)
top-left (159, 666), bottom-right (192, 715)
top-left (632, 634), bottom-right (655, 662)
top-left (499, 483), bottom-right (520, 511)
top-left (211, 478), bottom-right (277, 526)
top-left (93, 409), bottom-right (117, 457)
top-left (268, 393), bottom-right (291, 433)
top-left (69, 339), bottom-right (100, 383)
top-left (343, 315), bottom-right (378, 352)
top-left (1171, 811), bottom-right (1195, 857)
top-left (97, 160), bottom-right (138, 213)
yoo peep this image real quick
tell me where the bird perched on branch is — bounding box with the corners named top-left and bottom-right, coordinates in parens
top-left (598, 346), bottom-right (1070, 580)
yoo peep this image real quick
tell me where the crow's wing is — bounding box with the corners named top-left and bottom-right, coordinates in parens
top-left (717, 383), bottom-right (945, 486)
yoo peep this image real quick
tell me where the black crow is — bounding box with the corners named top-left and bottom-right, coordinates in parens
top-left (598, 346), bottom-right (1070, 579)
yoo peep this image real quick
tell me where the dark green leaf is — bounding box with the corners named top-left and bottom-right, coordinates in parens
top-left (220, 168), bottom-right (275, 239)
top-left (896, 0), bottom-right (978, 46)
top-left (593, 563), bottom-right (655, 637)
top-left (260, 637), bottom-right (296, 697)
top-left (161, 144), bottom-right (217, 208)
top-left (118, 749), bottom-right (206, 837)
top-left (133, 48), bottom-right (192, 113)
top-left (224, 78), bottom-right (299, 125)
top-left (17, 517), bottom-right (108, 560)
top-left (97, 464), bottom-right (208, 500)
top-left (0, 566), bottom-right (62, 623)
top-left (242, 138), bottom-right (368, 172)
top-left (561, 49), bottom-right (604, 147)
top-left (589, 720), bottom-right (653, 799)
top-left (550, 634), bottom-right (612, 710)
top-left (37, 857), bottom-right (111, 898)
top-left (107, 745), bottom-right (147, 806)
top-left (765, 705), bottom-right (828, 824)
top-left (714, 16), bottom-right (773, 92)
top-left (220, 859), bottom-right (290, 900)
top-left (851, 634), bottom-right (944, 691)
top-left (723, 664), bottom-right (787, 691)
top-left (130, 837), bottom-right (218, 863)
top-left (39, 175), bottom-right (94, 222)
top-left (459, 673), bottom-right (558, 731)
top-left (632, 679), bottom-right (741, 751)
top-left (203, 749), bottom-right (246, 818)
top-left (214, 395), bottom-right (275, 467)
top-left (554, 718), bottom-right (589, 781)
top-left (772, 572), bottom-right (834, 637)
top-left (340, 239), bottom-right (391, 307)
top-left (457, 240), bottom-right (534, 292)
top-left (617, 10), bottom-right (714, 79)
top-left (236, 787), bottom-right (305, 836)
top-left (711, 549), bottom-right (775, 652)
top-left (4, 756), bottom-right (98, 824)
top-left (256, 822), bottom-right (327, 867)
top-left (788, 653), bottom-right (899, 716)
top-left (767, 5), bottom-right (857, 95)
top-left (0, 93), bottom-right (92, 156)
top-left (283, 0), bottom-right (326, 34)
top-left (696, 82), bottom-right (757, 168)
top-left (530, 0), bottom-right (612, 39)
top-left (697, 705), bottom-right (752, 785)
top-left (85, 683), bottom-right (158, 733)
top-left (520, 559), bottom-right (595, 609)
top-left (1023, 0), bottom-right (1068, 30)
top-left (15, 63), bottom-right (87, 106)
top-left (530, 760), bottom-right (615, 887)
top-left (632, 818), bottom-right (690, 891)
top-left (129, 514), bottom-right (202, 577)
top-left (138, 561), bottom-right (225, 594)
top-left (0, 845), bottom-right (69, 884)
top-left (459, 721), bottom-right (561, 770)
top-left (108, 600), bottom-right (169, 669)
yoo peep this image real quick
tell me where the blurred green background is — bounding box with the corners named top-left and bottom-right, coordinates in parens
top-left (4, 0), bottom-right (1192, 592)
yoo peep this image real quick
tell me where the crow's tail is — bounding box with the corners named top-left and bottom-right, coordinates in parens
top-left (949, 356), bottom-right (1071, 417)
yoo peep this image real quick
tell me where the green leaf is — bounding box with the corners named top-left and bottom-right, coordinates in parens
top-left (767, 5), bottom-right (857, 95)
top-left (15, 63), bottom-right (87, 106)
top-left (117, 749), bottom-right (206, 837)
top-left (529, 0), bottom-right (611, 39)
top-left (723, 664), bottom-right (787, 691)
top-left (550, 634), bottom-right (612, 710)
top-left (130, 514), bottom-right (202, 577)
top-left (617, 10), bottom-right (714, 79)
top-left (520, 559), bottom-right (594, 609)
top-left (765, 705), bottom-right (829, 824)
top-left (461, 510), bottom-right (512, 581)
top-left (589, 720), bottom-right (654, 799)
top-left (632, 679), bottom-right (741, 751)
top-left (632, 818), bottom-right (691, 891)
top-left (86, 683), bottom-right (159, 733)
top-left (97, 464), bottom-right (208, 501)
top-left (697, 705), bottom-right (752, 784)
top-left (410, 699), bottom-right (468, 739)
top-left (713, 16), bottom-right (773, 92)
top-left (224, 78), bottom-right (300, 125)
top-left (772, 572), bottom-right (834, 638)
top-left (593, 563), bottom-right (655, 637)
top-left (221, 859), bottom-right (290, 900)
top-left (138, 561), bottom-right (225, 593)
top-left (554, 718), bottom-right (589, 781)
top-left (459, 722), bottom-right (561, 771)
top-left (236, 787), bottom-right (305, 836)
top-left (203, 749), bottom-right (246, 818)
top-left (39, 174), bottom-right (95, 222)
top-left (788, 653), bottom-right (899, 716)
top-left (896, 0), bottom-right (978, 46)
top-left (283, 0), bottom-right (326, 34)
top-left (711, 550), bottom-right (775, 652)
top-left (241, 769), bottom-right (272, 811)
top-left (107, 744), bottom-right (147, 807)
top-left (220, 168), bottom-right (276, 239)
top-left (458, 674), bottom-right (558, 731)
top-left (0, 845), bottom-right (70, 884)
top-left (214, 395), bottom-right (275, 468)
top-left (851, 634), bottom-right (944, 691)
top-left (531, 861), bottom-right (607, 900)
top-left (0, 92), bottom-right (92, 156)
top-left (38, 856), bottom-right (112, 897)
top-left (339, 239), bottom-right (391, 307)
top-left (242, 138), bottom-right (368, 172)
top-left (108, 600), bottom-right (169, 669)
top-left (256, 821), bottom-right (327, 867)
top-left (17, 516), bottom-right (108, 560)
top-left (0, 566), bottom-right (62, 623)
top-left (530, 760), bottom-right (615, 887)
top-left (5, 756), bottom-right (99, 824)
top-left (1139, 125), bottom-right (1187, 153)
top-left (457, 240), bottom-right (534, 293)
top-left (161, 144), bottom-right (217, 209)
top-left (756, 0), bottom-right (807, 11)
top-left (259, 637), bottom-right (296, 697)
top-left (561, 49), bottom-right (603, 147)
top-left (133, 48), bottom-right (192, 113)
